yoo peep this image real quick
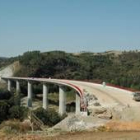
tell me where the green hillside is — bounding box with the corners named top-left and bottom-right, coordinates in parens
top-left (3, 50), bottom-right (140, 90)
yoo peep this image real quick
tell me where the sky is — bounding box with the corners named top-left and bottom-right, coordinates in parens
top-left (0, 0), bottom-right (140, 57)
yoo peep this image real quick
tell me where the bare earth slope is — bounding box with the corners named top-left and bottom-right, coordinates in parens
top-left (0, 61), bottom-right (19, 82)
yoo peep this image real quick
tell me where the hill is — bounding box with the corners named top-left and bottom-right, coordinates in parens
top-left (1, 50), bottom-right (140, 90)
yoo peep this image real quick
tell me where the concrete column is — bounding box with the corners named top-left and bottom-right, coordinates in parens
top-left (8, 79), bottom-right (11, 91)
top-left (59, 85), bottom-right (66, 115)
top-left (16, 80), bottom-right (20, 93)
top-left (76, 93), bottom-right (81, 114)
top-left (16, 80), bottom-right (21, 106)
top-left (43, 83), bottom-right (49, 110)
top-left (27, 81), bottom-right (32, 107)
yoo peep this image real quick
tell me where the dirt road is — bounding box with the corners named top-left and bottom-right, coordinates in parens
top-left (1, 131), bottom-right (140, 140)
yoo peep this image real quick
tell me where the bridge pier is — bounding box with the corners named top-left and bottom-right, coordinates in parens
top-left (27, 81), bottom-right (32, 107)
top-left (8, 79), bottom-right (11, 91)
top-left (2, 77), bottom-right (85, 115)
top-left (43, 83), bottom-right (49, 110)
top-left (59, 85), bottom-right (66, 115)
top-left (16, 80), bottom-right (20, 93)
top-left (76, 93), bottom-right (81, 114)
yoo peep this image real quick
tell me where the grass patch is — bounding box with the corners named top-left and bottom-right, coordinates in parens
top-left (0, 120), bottom-right (31, 134)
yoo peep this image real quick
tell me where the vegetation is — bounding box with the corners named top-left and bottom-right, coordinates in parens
top-left (33, 107), bottom-right (65, 126)
top-left (9, 106), bottom-right (28, 121)
top-left (0, 57), bottom-right (16, 69)
top-left (1, 50), bottom-right (140, 90)
top-left (11, 50), bottom-right (140, 90)
top-left (0, 89), bottom-right (12, 100)
top-left (0, 57), bottom-right (8, 69)
top-left (0, 89), bottom-right (28, 123)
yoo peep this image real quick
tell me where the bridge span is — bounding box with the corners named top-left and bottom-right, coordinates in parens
top-left (1, 77), bottom-right (140, 116)
top-left (1, 77), bottom-right (86, 115)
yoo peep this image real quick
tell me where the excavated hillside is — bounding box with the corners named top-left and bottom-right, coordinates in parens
top-left (0, 61), bottom-right (20, 81)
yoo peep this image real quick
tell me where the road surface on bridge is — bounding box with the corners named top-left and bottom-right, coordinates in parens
top-left (2, 77), bottom-right (140, 108)
top-left (59, 79), bottom-right (140, 108)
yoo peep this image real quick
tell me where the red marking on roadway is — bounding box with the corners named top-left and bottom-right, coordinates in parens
top-left (59, 80), bottom-right (83, 97)
top-left (64, 79), bottom-right (135, 92)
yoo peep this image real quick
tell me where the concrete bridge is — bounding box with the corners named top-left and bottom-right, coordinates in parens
top-left (1, 77), bottom-right (87, 115)
top-left (1, 76), bottom-right (140, 117)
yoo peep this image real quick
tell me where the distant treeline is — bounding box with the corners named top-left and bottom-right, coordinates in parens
top-left (4, 50), bottom-right (140, 90)
top-left (0, 57), bottom-right (17, 69)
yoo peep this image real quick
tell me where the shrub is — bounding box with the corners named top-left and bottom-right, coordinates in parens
top-left (9, 106), bottom-right (28, 121)
top-left (47, 109), bottom-right (62, 126)
top-left (0, 101), bottom-right (9, 123)
top-left (33, 107), bottom-right (64, 126)
top-left (33, 107), bottom-right (49, 125)
top-left (0, 89), bottom-right (28, 123)
top-left (0, 89), bottom-right (12, 100)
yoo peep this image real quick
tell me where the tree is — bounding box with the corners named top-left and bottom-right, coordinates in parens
top-left (9, 106), bottom-right (28, 121)
top-left (33, 107), bottom-right (63, 126)
top-left (0, 101), bottom-right (9, 123)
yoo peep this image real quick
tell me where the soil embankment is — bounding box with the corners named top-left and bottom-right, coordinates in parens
top-left (0, 61), bottom-right (20, 81)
